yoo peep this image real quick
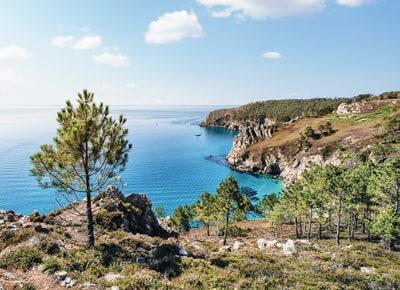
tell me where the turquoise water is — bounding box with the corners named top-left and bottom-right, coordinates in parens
top-left (0, 106), bottom-right (282, 215)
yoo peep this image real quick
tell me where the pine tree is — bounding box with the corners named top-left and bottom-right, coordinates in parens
top-left (31, 90), bottom-right (132, 247)
top-left (194, 192), bottom-right (216, 236)
top-left (215, 176), bottom-right (251, 245)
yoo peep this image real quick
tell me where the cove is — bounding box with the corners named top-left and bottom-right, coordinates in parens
top-left (0, 106), bottom-right (283, 215)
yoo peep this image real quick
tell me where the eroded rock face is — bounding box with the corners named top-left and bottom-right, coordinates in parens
top-left (94, 186), bottom-right (177, 238)
top-left (227, 120), bottom-right (276, 166)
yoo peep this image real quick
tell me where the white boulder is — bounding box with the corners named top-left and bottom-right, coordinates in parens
top-left (104, 273), bottom-right (122, 282)
top-left (360, 267), bottom-right (376, 274)
top-left (257, 239), bottom-right (278, 250)
top-left (232, 241), bottom-right (241, 251)
top-left (282, 239), bottom-right (297, 256)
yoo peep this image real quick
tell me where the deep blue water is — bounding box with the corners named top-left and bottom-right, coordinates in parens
top-left (0, 106), bottom-right (282, 215)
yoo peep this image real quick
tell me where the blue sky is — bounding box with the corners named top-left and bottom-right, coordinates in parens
top-left (0, 0), bottom-right (399, 106)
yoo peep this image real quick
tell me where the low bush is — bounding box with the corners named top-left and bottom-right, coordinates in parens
top-left (43, 258), bottom-right (61, 273)
top-left (0, 246), bottom-right (43, 271)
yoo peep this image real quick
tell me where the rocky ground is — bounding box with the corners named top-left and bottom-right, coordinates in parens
top-left (1, 198), bottom-right (400, 290)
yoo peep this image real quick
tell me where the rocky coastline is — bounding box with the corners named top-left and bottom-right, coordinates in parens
top-left (201, 99), bottom-right (398, 183)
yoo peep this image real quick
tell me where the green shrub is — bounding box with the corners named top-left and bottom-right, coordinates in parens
top-left (21, 283), bottom-right (37, 290)
top-left (43, 258), bottom-right (61, 273)
top-left (0, 246), bottom-right (43, 271)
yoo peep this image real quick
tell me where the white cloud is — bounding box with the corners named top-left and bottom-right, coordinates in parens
top-left (145, 10), bottom-right (204, 44)
top-left (0, 69), bottom-right (30, 89)
top-left (337, 0), bottom-right (371, 7)
top-left (197, 0), bottom-right (326, 20)
top-left (262, 51), bottom-right (283, 60)
top-left (73, 36), bottom-right (102, 50)
top-left (51, 36), bottom-right (76, 48)
top-left (0, 45), bottom-right (32, 60)
top-left (52, 35), bottom-right (102, 50)
top-left (125, 82), bottom-right (137, 89)
top-left (93, 52), bottom-right (129, 67)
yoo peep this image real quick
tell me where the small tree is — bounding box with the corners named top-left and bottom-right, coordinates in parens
top-left (215, 176), bottom-right (251, 245)
top-left (256, 192), bottom-right (280, 217)
top-left (153, 204), bottom-right (166, 219)
top-left (270, 202), bottom-right (290, 238)
top-left (194, 192), bottom-right (216, 236)
top-left (171, 205), bottom-right (194, 233)
top-left (372, 207), bottom-right (400, 250)
top-left (31, 90), bottom-right (132, 247)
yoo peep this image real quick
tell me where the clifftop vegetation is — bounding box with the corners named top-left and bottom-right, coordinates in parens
top-left (203, 91), bottom-right (400, 125)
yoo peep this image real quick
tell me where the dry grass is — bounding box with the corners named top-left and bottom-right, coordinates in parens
top-left (248, 102), bottom-right (400, 159)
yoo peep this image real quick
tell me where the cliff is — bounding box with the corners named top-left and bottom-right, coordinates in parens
top-left (203, 95), bottom-right (400, 183)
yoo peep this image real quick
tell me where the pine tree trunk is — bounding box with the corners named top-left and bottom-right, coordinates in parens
top-left (319, 221), bottom-right (322, 239)
top-left (307, 209), bottom-right (312, 240)
top-left (86, 191), bottom-right (95, 248)
top-left (206, 224), bottom-right (210, 236)
top-left (299, 215), bottom-right (303, 238)
top-left (396, 178), bottom-right (400, 215)
top-left (348, 212), bottom-right (352, 242)
top-left (295, 217), bottom-right (300, 238)
top-left (362, 208), bottom-right (366, 234)
top-left (84, 139), bottom-right (95, 248)
top-left (336, 199), bottom-right (342, 246)
top-left (223, 213), bottom-right (229, 246)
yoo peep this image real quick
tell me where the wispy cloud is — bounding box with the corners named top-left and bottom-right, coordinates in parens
top-left (73, 36), bottom-right (102, 50)
top-left (51, 35), bottom-right (102, 50)
top-left (125, 82), bottom-right (137, 89)
top-left (197, 0), bottom-right (326, 20)
top-left (0, 45), bottom-right (32, 60)
top-left (93, 52), bottom-right (129, 67)
top-left (145, 10), bottom-right (204, 44)
top-left (262, 51), bottom-right (283, 60)
top-left (337, 0), bottom-right (371, 7)
top-left (51, 36), bottom-right (76, 48)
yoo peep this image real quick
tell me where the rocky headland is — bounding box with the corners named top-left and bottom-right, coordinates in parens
top-left (202, 93), bottom-right (400, 183)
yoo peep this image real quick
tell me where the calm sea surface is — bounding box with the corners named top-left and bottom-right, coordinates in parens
top-left (0, 106), bottom-right (282, 215)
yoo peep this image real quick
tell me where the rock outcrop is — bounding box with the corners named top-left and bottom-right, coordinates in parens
top-left (94, 186), bottom-right (177, 238)
top-left (227, 120), bottom-right (276, 165)
top-left (337, 99), bottom-right (399, 115)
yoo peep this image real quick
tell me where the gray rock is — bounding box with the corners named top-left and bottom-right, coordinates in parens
top-left (257, 239), bottom-right (277, 250)
top-left (282, 239), bottom-right (296, 256)
top-left (218, 245), bottom-right (231, 253)
top-left (232, 241), bottom-right (241, 251)
top-left (54, 271), bottom-right (68, 281)
top-left (178, 245), bottom-right (188, 256)
top-left (104, 273), bottom-right (122, 282)
top-left (360, 267), bottom-right (376, 274)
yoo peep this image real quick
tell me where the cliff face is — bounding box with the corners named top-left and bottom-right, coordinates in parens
top-left (203, 98), bottom-right (398, 183)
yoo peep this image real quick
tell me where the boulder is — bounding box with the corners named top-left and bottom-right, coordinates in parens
top-left (257, 239), bottom-right (277, 250)
top-left (93, 186), bottom-right (177, 238)
top-left (232, 241), bottom-right (242, 251)
top-left (218, 245), bottom-right (231, 253)
top-left (104, 273), bottom-right (122, 282)
top-left (360, 267), bottom-right (376, 274)
top-left (54, 271), bottom-right (68, 281)
top-left (282, 239), bottom-right (296, 256)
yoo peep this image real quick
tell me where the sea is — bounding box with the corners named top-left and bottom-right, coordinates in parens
top-left (0, 106), bottom-right (282, 216)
